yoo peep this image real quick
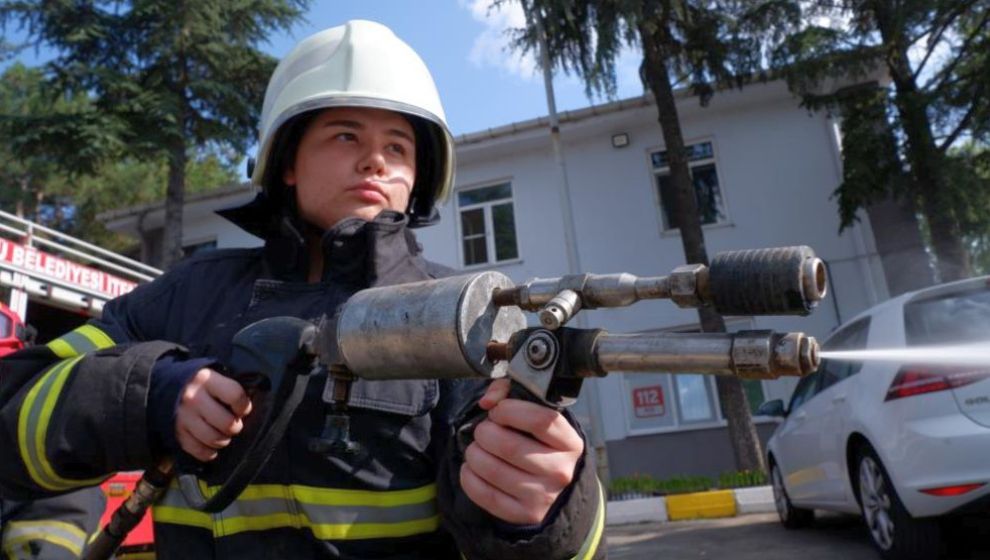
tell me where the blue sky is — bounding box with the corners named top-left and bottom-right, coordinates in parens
top-left (267, 1), bottom-right (645, 135)
top-left (5, 0), bottom-right (645, 137)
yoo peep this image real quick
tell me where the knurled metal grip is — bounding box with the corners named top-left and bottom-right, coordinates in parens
top-left (707, 246), bottom-right (827, 316)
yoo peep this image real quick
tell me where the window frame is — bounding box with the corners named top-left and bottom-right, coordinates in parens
top-left (454, 180), bottom-right (521, 269)
top-left (182, 237), bottom-right (217, 258)
top-left (620, 319), bottom-right (768, 436)
top-left (787, 370), bottom-right (822, 414)
top-left (648, 139), bottom-right (731, 235)
top-left (817, 316), bottom-right (872, 393)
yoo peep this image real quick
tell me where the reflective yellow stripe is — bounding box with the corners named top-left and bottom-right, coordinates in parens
top-left (152, 506), bottom-right (213, 530)
top-left (154, 482), bottom-right (440, 540)
top-left (570, 478), bottom-right (606, 560)
top-left (17, 357), bottom-right (107, 491)
top-left (241, 482), bottom-right (437, 507)
top-left (46, 339), bottom-right (75, 359)
top-left (3, 520), bottom-right (87, 557)
top-left (214, 512), bottom-right (440, 539)
top-left (75, 324), bottom-right (114, 349)
top-left (45, 325), bottom-right (114, 358)
top-left (4, 534), bottom-right (83, 558)
top-left (459, 478), bottom-right (605, 560)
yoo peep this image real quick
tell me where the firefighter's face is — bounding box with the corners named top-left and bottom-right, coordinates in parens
top-left (284, 107), bottom-right (417, 230)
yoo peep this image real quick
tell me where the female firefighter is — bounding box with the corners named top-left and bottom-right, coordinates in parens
top-left (0, 20), bottom-right (605, 559)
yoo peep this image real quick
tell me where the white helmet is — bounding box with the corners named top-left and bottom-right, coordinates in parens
top-left (252, 20), bottom-right (455, 227)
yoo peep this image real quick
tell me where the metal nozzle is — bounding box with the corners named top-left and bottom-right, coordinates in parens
top-left (802, 258), bottom-right (828, 303)
top-left (539, 289), bottom-right (582, 329)
top-left (593, 330), bottom-right (820, 380)
top-left (769, 333), bottom-right (819, 377)
top-left (708, 246), bottom-right (828, 316)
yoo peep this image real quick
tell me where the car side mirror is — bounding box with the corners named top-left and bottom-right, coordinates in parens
top-left (756, 399), bottom-right (786, 417)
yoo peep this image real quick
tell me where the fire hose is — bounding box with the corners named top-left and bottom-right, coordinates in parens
top-left (84, 245), bottom-right (827, 559)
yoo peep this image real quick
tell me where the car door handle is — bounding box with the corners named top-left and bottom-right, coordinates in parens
top-left (793, 410), bottom-right (807, 421)
top-left (832, 394), bottom-right (846, 403)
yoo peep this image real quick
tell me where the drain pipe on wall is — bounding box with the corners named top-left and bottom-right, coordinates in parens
top-left (529, 7), bottom-right (611, 486)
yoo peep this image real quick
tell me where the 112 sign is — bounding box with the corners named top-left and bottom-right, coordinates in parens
top-left (632, 386), bottom-right (666, 418)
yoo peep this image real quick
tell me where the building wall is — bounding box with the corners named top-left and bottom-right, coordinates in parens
top-left (143, 80), bottom-right (890, 481)
top-left (606, 423), bottom-right (779, 480)
top-left (419, 81), bottom-right (888, 457)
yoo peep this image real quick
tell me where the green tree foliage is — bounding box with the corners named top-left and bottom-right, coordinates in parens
top-left (505, 0), bottom-right (799, 473)
top-left (946, 144), bottom-right (990, 274)
top-left (774, 0), bottom-right (990, 281)
top-left (0, 61), bottom-right (237, 256)
top-left (1, 0), bottom-right (308, 267)
top-left (0, 62), bottom-right (106, 221)
top-left (830, 85), bottom-right (908, 229)
top-left (72, 154), bottom-right (239, 255)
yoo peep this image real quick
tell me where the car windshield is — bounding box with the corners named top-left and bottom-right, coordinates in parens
top-left (904, 285), bottom-right (990, 346)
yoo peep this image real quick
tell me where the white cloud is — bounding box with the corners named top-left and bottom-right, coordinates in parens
top-left (461, 0), bottom-right (537, 79)
top-left (460, 0), bottom-right (643, 96)
top-left (908, 31), bottom-right (954, 86)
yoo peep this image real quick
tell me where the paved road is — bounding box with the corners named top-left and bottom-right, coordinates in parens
top-left (606, 512), bottom-right (990, 560)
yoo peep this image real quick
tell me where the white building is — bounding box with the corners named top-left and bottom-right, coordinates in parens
top-left (103, 78), bottom-right (898, 481)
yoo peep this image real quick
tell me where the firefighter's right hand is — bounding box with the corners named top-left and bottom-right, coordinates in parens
top-left (176, 368), bottom-right (254, 462)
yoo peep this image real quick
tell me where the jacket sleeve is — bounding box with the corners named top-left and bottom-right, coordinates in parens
top-left (1, 487), bottom-right (106, 559)
top-left (434, 380), bottom-right (607, 560)
top-left (0, 270), bottom-right (191, 500)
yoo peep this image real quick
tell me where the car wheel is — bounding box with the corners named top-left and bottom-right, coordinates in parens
top-left (856, 445), bottom-right (942, 560)
top-left (771, 461), bottom-right (813, 529)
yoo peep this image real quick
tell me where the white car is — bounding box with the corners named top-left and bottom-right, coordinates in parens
top-left (759, 276), bottom-right (990, 560)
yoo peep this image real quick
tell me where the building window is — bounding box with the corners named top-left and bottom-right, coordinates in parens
top-left (743, 379), bottom-right (767, 416)
top-left (652, 141), bottom-right (727, 231)
top-left (673, 374), bottom-right (718, 424)
top-left (457, 182), bottom-right (518, 267)
top-left (183, 239), bottom-right (217, 257)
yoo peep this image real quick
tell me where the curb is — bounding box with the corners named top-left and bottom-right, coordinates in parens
top-left (605, 485), bottom-right (775, 526)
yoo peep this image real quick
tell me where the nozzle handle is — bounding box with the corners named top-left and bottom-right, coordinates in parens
top-left (178, 317), bottom-right (318, 512)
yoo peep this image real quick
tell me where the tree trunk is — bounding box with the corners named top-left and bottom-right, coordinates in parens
top-left (162, 140), bottom-right (187, 268)
top-left (873, 1), bottom-right (971, 281)
top-left (16, 177), bottom-right (29, 218)
top-left (638, 18), bottom-right (765, 473)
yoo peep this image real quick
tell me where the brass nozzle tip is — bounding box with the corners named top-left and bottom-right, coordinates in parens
top-left (802, 258), bottom-right (828, 302)
top-left (800, 335), bottom-right (820, 375)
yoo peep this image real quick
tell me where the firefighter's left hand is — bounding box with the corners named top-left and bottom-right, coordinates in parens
top-left (460, 378), bottom-right (584, 525)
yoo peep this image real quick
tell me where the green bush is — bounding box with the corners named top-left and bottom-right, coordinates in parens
top-left (609, 469), bottom-right (767, 500)
top-left (717, 469), bottom-right (767, 489)
top-left (608, 473), bottom-right (713, 499)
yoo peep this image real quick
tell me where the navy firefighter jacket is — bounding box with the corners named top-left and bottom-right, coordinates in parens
top-left (0, 201), bottom-right (605, 559)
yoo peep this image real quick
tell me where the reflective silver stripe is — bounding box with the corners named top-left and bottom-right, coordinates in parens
top-left (58, 330), bottom-right (100, 355)
top-left (2, 520), bottom-right (87, 558)
top-left (17, 357), bottom-right (107, 491)
top-left (215, 495), bottom-right (437, 525)
top-left (45, 325), bottom-right (114, 358)
top-left (155, 482), bottom-right (439, 539)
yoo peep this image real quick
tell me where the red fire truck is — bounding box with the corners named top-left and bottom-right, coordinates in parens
top-left (0, 208), bottom-right (162, 555)
top-left (0, 301), bottom-right (31, 357)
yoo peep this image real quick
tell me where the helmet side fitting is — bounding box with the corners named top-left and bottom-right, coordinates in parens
top-left (250, 20), bottom-right (455, 229)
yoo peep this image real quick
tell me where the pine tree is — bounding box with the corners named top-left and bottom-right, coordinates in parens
top-left (775, 0), bottom-right (990, 281)
top-left (506, 0), bottom-right (802, 473)
top-left (1, 0), bottom-right (308, 267)
top-left (0, 62), bottom-right (237, 255)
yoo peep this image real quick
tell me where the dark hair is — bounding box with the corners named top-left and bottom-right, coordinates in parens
top-left (260, 107), bottom-right (441, 227)
top-left (261, 111), bottom-right (321, 206)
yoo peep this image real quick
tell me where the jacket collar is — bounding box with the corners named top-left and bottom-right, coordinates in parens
top-left (217, 194), bottom-right (423, 286)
